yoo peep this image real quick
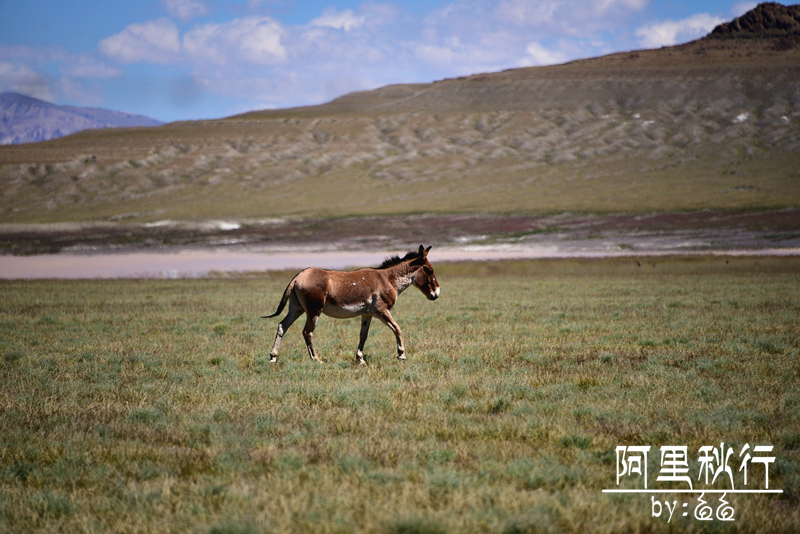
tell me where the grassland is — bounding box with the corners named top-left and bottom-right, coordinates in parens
top-left (1, 256), bottom-right (799, 533)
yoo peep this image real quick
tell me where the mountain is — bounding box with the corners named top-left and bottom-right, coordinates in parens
top-left (710, 1), bottom-right (800, 38)
top-left (0, 93), bottom-right (163, 145)
top-left (0, 3), bottom-right (798, 227)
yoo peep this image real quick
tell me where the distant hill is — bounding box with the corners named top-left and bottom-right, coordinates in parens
top-left (0, 93), bottom-right (163, 145)
top-left (0, 3), bottom-right (798, 225)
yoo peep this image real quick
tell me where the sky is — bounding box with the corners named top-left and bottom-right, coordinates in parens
top-left (0, 0), bottom-right (770, 123)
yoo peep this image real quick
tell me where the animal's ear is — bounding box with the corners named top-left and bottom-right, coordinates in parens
top-left (424, 245), bottom-right (432, 255)
top-left (411, 245), bottom-right (427, 266)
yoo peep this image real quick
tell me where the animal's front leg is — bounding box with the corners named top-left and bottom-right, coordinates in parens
top-left (376, 310), bottom-right (406, 360)
top-left (356, 316), bottom-right (372, 365)
top-left (302, 314), bottom-right (323, 363)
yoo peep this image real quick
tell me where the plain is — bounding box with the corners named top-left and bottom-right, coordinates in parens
top-left (1, 256), bottom-right (799, 533)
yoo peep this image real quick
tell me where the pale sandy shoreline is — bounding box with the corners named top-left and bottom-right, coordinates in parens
top-left (2, 244), bottom-right (799, 279)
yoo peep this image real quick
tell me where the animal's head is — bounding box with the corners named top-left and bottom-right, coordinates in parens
top-left (411, 245), bottom-right (440, 301)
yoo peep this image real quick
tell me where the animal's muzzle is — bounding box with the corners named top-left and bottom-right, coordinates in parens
top-left (428, 287), bottom-right (440, 300)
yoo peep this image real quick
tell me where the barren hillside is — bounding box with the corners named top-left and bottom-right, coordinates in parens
top-left (0, 3), bottom-right (798, 228)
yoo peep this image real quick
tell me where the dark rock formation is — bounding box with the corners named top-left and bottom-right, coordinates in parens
top-left (709, 2), bottom-right (800, 38)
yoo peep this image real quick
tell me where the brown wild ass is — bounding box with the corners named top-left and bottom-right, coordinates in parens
top-left (264, 245), bottom-right (440, 364)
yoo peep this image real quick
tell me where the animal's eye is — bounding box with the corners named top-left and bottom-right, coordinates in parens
top-left (423, 266), bottom-right (433, 275)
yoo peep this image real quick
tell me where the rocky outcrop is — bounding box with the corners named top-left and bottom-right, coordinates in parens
top-left (709, 2), bottom-right (800, 38)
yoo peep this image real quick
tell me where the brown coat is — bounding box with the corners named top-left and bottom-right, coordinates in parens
top-left (265, 245), bottom-right (439, 364)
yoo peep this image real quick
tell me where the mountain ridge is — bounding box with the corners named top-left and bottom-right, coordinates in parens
top-left (0, 3), bottom-right (798, 225)
top-left (0, 93), bottom-right (163, 146)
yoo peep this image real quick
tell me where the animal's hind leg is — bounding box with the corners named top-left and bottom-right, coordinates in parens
top-left (269, 300), bottom-right (304, 363)
top-left (302, 313), bottom-right (323, 363)
top-left (356, 316), bottom-right (372, 365)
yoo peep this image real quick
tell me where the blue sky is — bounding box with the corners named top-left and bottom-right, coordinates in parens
top-left (0, 0), bottom-right (770, 122)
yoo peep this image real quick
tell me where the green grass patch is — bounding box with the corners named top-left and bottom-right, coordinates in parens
top-left (0, 257), bottom-right (798, 532)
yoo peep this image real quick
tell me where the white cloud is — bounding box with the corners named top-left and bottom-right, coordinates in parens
top-left (595, 0), bottom-right (649, 13)
top-left (0, 45), bottom-right (119, 106)
top-left (524, 42), bottom-right (568, 66)
top-left (310, 8), bottom-right (367, 31)
top-left (418, 0), bottom-right (649, 75)
top-left (635, 13), bottom-right (725, 48)
top-left (87, 0), bottom-right (660, 111)
top-left (0, 44), bottom-right (70, 67)
top-left (409, 0), bottom-right (645, 77)
top-left (360, 2), bottom-right (400, 23)
top-left (99, 19), bottom-right (181, 64)
top-left (162, 0), bottom-right (209, 21)
top-left (494, 0), bottom-right (647, 32)
top-left (246, 0), bottom-right (287, 9)
top-left (495, 0), bottom-right (559, 26)
top-left (292, 9), bottom-right (394, 71)
top-left (183, 17), bottom-right (287, 67)
top-left (61, 56), bottom-right (122, 79)
top-left (56, 77), bottom-right (106, 106)
top-left (414, 44), bottom-right (456, 65)
top-left (59, 0), bottom-right (751, 120)
top-left (0, 61), bottom-right (52, 100)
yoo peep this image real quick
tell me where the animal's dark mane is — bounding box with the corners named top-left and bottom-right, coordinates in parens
top-left (377, 249), bottom-right (421, 270)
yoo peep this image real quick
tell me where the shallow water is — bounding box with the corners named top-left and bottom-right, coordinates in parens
top-left (1, 246), bottom-right (798, 279)
top-left (0, 250), bottom-right (385, 279)
top-left (0, 248), bottom-right (555, 279)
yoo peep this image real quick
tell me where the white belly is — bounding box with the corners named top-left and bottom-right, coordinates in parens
top-left (322, 302), bottom-right (369, 319)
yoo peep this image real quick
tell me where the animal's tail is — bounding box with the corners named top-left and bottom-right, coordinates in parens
top-left (261, 275), bottom-right (297, 318)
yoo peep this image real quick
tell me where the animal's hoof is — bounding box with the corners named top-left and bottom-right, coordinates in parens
top-left (397, 354), bottom-right (406, 361)
top-left (269, 357), bottom-right (278, 363)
